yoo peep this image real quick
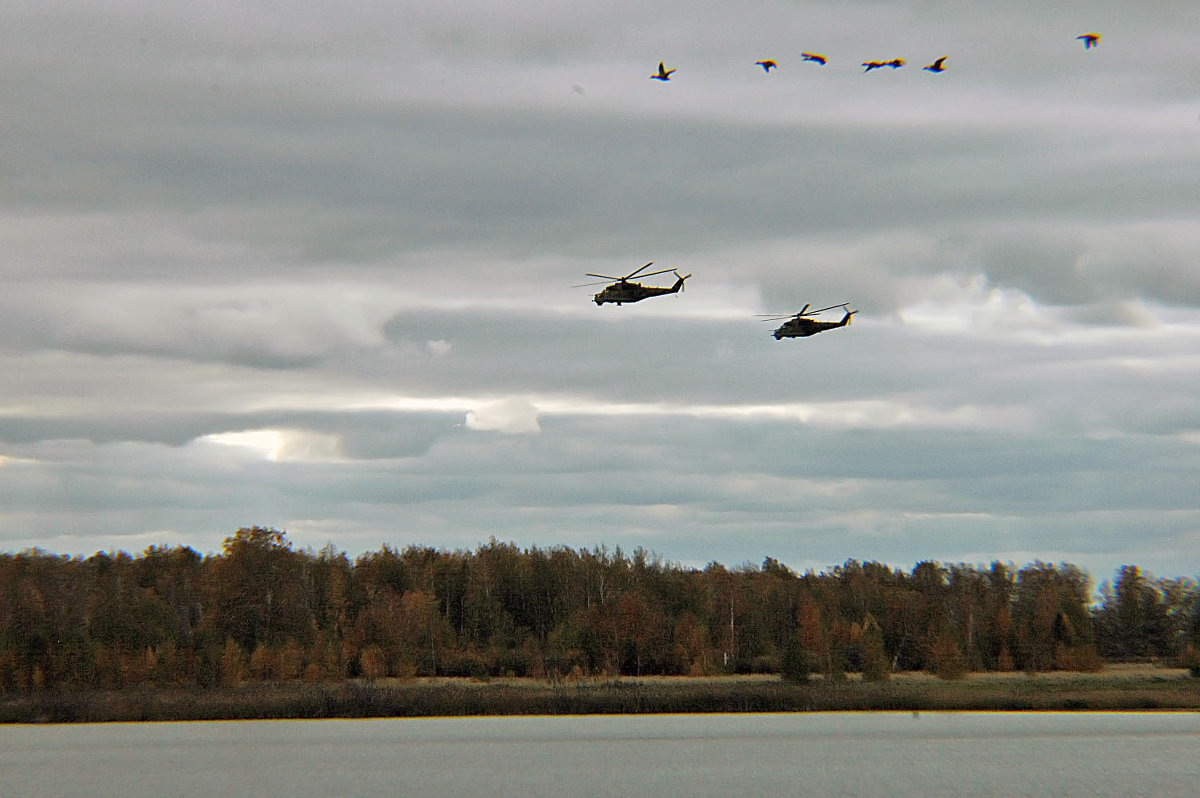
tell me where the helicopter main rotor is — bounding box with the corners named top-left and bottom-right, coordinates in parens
top-left (584, 262), bottom-right (677, 283)
top-left (756, 302), bottom-right (849, 321)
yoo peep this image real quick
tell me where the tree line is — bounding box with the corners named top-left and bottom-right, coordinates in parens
top-left (2, 527), bottom-right (1198, 691)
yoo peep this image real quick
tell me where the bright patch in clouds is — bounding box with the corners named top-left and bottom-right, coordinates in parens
top-left (465, 397), bottom-right (541, 434)
top-left (534, 396), bottom-right (1030, 432)
top-left (252, 392), bottom-right (1028, 434)
top-left (200, 429), bottom-right (345, 462)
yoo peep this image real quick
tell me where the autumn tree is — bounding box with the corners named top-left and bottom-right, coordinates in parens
top-left (201, 527), bottom-right (314, 653)
top-left (615, 588), bottom-right (669, 675)
top-left (780, 633), bottom-right (813, 683)
top-left (795, 587), bottom-right (832, 676)
top-left (858, 614), bottom-right (891, 681)
top-left (1011, 562), bottom-right (1094, 672)
top-left (8, 533), bottom-right (1199, 692)
top-left (1160, 577), bottom-right (1200, 654)
top-left (1094, 566), bottom-right (1198, 661)
top-left (929, 630), bottom-right (968, 680)
top-left (0, 551), bottom-right (90, 689)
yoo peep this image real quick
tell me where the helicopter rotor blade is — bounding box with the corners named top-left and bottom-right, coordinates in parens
top-left (625, 261), bottom-right (655, 279)
top-left (573, 280), bottom-right (612, 288)
top-left (807, 303), bottom-right (850, 316)
top-left (585, 273), bottom-right (623, 281)
top-left (628, 267), bottom-right (677, 280)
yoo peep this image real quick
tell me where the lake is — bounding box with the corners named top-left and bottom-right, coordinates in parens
top-left (2, 712), bottom-right (1198, 797)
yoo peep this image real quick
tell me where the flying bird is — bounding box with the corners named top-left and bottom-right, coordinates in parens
top-left (800, 52), bottom-right (827, 65)
top-left (863, 59), bottom-right (904, 72)
top-left (755, 59), bottom-right (778, 73)
top-left (651, 61), bottom-right (676, 81)
top-left (923, 56), bottom-right (948, 73)
top-left (1077, 33), bottom-right (1101, 49)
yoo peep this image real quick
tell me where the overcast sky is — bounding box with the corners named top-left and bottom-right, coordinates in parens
top-left (3, 0), bottom-right (1199, 587)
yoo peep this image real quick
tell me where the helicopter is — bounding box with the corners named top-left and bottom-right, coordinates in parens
top-left (579, 262), bottom-right (691, 306)
top-left (758, 303), bottom-right (856, 339)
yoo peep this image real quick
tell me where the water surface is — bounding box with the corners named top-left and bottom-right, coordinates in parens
top-left (3, 712), bottom-right (1198, 797)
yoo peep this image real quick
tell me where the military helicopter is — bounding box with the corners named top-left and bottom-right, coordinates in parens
top-left (578, 262), bottom-right (691, 306)
top-left (758, 303), bottom-right (856, 339)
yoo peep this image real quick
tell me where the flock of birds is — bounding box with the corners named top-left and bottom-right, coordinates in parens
top-left (650, 33), bottom-right (1100, 80)
top-left (639, 32), bottom-right (1105, 339)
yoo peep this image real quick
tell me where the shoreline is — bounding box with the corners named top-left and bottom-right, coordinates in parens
top-left (3, 665), bottom-right (1198, 724)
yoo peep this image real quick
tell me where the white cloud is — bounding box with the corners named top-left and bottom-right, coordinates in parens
top-left (465, 397), bottom-right (541, 435)
top-left (897, 275), bottom-right (1052, 334)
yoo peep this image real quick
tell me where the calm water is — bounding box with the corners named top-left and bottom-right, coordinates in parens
top-left (2, 712), bottom-right (1199, 797)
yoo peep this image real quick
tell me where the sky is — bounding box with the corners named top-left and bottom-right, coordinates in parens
top-left (3, 1), bottom-right (1199, 586)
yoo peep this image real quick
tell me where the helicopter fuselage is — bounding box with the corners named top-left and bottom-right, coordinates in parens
top-left (594, 275), bottom-right (687, 305)
top-left (773, 311), bottom-right (854, 339)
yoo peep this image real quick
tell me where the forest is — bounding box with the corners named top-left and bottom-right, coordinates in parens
top-left (3, 526), bottom-right (1199, 692)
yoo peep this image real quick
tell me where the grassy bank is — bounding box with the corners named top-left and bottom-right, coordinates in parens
top-left (3, 666), bottom-right (1198, 724)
